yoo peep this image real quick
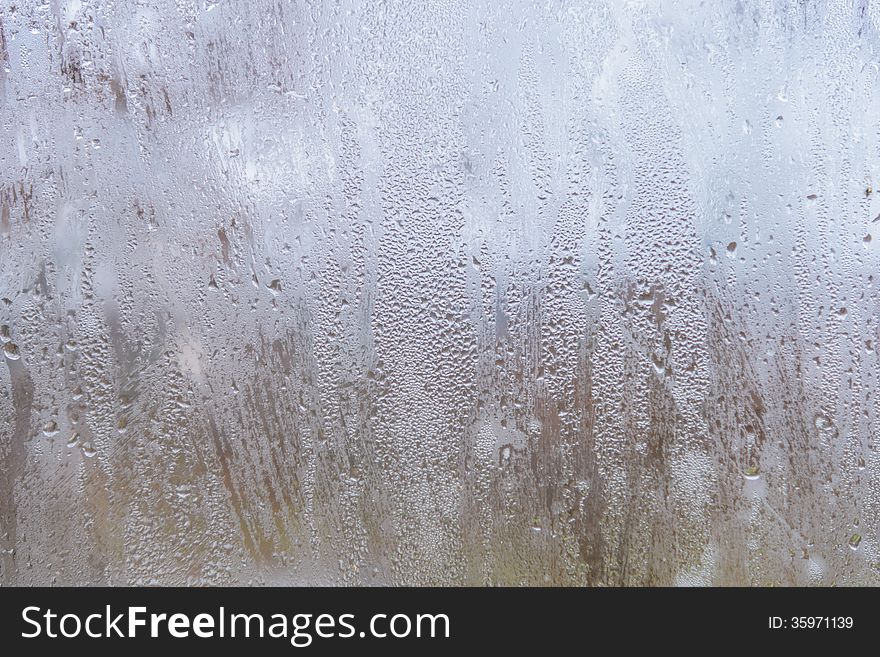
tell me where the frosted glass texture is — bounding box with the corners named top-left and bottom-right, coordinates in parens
top-left (1, 0), bottom-right (880, 586)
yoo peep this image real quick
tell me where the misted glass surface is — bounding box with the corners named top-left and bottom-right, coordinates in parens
top-left (1, 0), bottom-right (879, 586)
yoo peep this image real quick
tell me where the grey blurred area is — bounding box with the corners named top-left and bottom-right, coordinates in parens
top-left (1, 0), bottom-right (879, 585)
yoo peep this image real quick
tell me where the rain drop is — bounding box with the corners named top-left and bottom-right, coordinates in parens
top-left (3, 342), bottom-right (20, 360)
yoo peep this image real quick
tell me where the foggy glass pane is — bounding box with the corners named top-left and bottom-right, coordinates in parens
top-left (1, 0), bottom-right (879, 586)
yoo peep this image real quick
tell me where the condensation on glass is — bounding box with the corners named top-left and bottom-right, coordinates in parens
top-left (1, 0), bottom-right (879, 585)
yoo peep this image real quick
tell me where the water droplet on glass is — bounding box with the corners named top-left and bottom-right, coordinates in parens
top-left (3, 342), bottom-right (20, 360)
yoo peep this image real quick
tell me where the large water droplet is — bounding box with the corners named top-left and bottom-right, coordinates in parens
top-left (3, 342), bottom-right (20, 360)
